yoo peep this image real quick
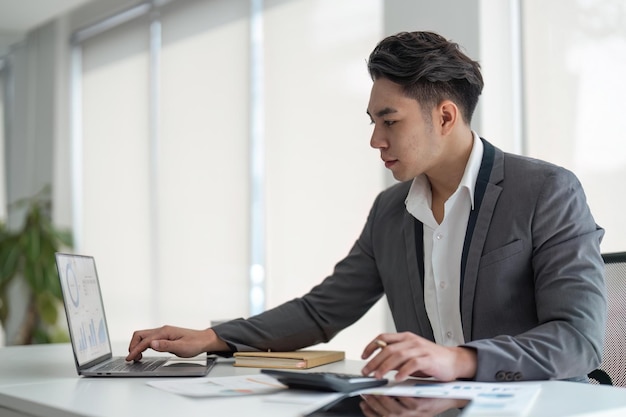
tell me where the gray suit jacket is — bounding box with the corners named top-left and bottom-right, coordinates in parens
top-left (214, 139), bottom-right (606, 382)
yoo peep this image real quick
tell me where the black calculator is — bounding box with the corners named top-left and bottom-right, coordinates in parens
top-left (261, 369), bottom-right (388, 392)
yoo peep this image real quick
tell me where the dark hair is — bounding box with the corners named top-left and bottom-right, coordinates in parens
top-left (367, 31), bottom-right (484, 124)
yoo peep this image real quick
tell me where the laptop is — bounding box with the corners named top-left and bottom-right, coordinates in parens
top-left (55, 252), bottom-right (215, 377)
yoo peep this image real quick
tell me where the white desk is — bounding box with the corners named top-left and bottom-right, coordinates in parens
top-left (1, 343), bottom-right (625, 417)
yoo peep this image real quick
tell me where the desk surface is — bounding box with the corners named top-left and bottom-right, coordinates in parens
top-left (1, 343), bottom-right (625, 417)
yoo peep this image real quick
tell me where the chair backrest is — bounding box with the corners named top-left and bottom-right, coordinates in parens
top-left (589, 252), bottom-right (626, 387)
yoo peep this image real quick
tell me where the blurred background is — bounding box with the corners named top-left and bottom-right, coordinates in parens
top-left (0, 0), bottom-right (624, 359)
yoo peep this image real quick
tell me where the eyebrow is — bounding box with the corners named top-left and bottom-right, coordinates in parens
top-left (366, 107), bottom-right (399, 119)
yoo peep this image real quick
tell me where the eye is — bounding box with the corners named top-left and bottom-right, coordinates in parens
top-left (384, 120), bottom-right (396, 126)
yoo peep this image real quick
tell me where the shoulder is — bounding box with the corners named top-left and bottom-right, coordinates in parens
top-left (481, 138), bottom-right (581, 190)
top-left (501, 152), bottom-right (581, 190)
top-left (494, 151), bottom-right (592, 227)
top-left (360, 181), bottom-right (411, 227)
top-left (374, 181), bottom-right (412, 211)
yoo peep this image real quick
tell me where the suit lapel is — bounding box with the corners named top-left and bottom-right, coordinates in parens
top-left (460, 139), bottom-right (503, 341)
top-left (403, 210), bottom-right (435, 340)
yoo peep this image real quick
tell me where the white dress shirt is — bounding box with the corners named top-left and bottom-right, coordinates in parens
top-left (404, 133), bottom-right (484, 346)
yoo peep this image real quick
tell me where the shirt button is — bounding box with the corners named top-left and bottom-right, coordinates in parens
top-left (436, 234), bottom-right (443, 240)
top-left (439, 281), bottom-right (447, 289)
top-left (446, 331), bottom-right (453, 339)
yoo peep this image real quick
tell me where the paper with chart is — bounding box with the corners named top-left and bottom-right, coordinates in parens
top-left (147, 374), bottom-right (287, 397)
top-left (359, 380), bottom-right (541, 416)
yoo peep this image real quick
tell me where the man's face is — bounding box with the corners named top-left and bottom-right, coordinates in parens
top-left (367, 78), bottom-right (443, 182)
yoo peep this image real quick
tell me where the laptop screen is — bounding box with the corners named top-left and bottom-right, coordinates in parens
top-left (56, 253), bottom-right (113, 366)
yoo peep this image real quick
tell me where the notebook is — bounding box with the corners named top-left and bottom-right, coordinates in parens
top-left (55, 252), bottom-right (215, 377)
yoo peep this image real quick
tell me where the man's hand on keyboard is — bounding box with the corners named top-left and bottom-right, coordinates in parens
top-left (127, 325), bottom-right (229, 361)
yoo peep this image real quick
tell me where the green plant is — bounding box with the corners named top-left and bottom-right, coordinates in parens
top-left (0, 186), bottom-right (73, 344)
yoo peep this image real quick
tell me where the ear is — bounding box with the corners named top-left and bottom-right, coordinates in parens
top-left (437, 100), bottom-right (459, 135)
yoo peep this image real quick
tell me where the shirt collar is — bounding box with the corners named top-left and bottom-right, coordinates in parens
top-left (405, 131), bottom-right (484, 217)
top-left (460, 131), bottom-right (484, 210)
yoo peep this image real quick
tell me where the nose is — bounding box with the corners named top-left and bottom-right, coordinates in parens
top-left (370, 124), bottom-right (387, 150)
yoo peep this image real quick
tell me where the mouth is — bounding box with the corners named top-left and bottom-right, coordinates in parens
top-left (383, 159), bottom-right (397, 169)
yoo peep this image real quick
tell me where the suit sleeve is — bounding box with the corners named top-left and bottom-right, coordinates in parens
top-left (211, 194), bottom-right (386, 353)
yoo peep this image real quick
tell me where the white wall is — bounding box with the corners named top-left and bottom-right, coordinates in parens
top-left (522, 0), bottom-right (626, 252)
top-left (263, 0), bottom-right (386, 358)
top-left (60, 0), bottom-right (389, 359)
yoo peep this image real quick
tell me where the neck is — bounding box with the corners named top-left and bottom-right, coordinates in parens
top-left (427, 129), bottom-right (473, 225)
top-left (427, 129), bottom-right (474, 202)
top-left (426, 129), bottom-right (474, 193)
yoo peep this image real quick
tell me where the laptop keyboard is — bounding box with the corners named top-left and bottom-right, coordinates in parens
top-left (96, 358), bottom-right (166, 373)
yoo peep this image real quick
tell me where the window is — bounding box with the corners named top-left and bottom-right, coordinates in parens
top-left (73, 0), bottom-right (386, 358)
top-left (522, 0), bottom-right (626, 252)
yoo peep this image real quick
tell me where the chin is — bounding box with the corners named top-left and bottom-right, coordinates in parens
top-left (392, 172), bottom-right (410, 182)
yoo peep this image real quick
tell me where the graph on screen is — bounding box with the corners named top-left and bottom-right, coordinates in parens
top-left (58, 255), bottom-right (112, 365)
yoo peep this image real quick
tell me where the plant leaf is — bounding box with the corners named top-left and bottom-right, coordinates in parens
top-left (0, 237), bottom-right (22, 287)
top-left (37, 291), bottom-right (59, 325)
top-left (0, 293), bottom-right (8, 324)
top-left (0, 185), bottom-right (73, 343)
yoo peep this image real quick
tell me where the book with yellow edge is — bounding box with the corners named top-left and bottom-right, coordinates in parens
top-left (233, 350), bottom-right (345, 369)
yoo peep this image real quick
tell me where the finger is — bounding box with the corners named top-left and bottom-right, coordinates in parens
top-left (128, 328), bottom-right (160, 350)
top-left (372, 395), bottom-right (405, 414)
top-left (364, 334), bottom-right (394, 357)
top-left (125, 351), bottom-right (143, 362)
top-left (150, 339), bottom-right (167, 352)
top-left (150, 339), bottom-right (180, 355)
top-left (128, 329), bottom-right (147, 352)
top-left (370, 343), bottom-right (424, 380)
top-left (361, 337), bottom-right (384, 359)
top-left (394, 352), bottom-right (434, 381)
top-left (126, 339), bottom-right (150, 361)
top-left (360, 396), bottom-right (388, 417)
top-left (127, 328), bottom-right (164, 361)
top-left (361, 333), bottom-right (403, 359)
top-left (126, 332), bottom-right (152, 361)
top-left (358, 400), bottom-right (379, 417)
top-left (362, 333), bottom-right (423, 377)
top-left (396, 396), bottom-right (424, 408)
top-left (361, 348), bottom-right (388, 377)
top-left (150, 338), bottom-right (198, 358)
top-left (363, 341), bottom-right (409, 379)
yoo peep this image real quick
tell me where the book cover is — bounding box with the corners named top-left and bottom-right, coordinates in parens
top-left (233, 350), bottom-right (345, 369)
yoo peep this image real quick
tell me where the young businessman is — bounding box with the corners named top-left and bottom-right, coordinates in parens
top-left (127, 31), bottom-right (606, 383)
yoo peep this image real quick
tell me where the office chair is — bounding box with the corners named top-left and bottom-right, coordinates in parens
top-left (588, 252), bottom-right (626, 387)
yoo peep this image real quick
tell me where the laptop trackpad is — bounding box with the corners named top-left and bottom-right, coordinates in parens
top-left (162, 358), bottom-right (208, 368)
